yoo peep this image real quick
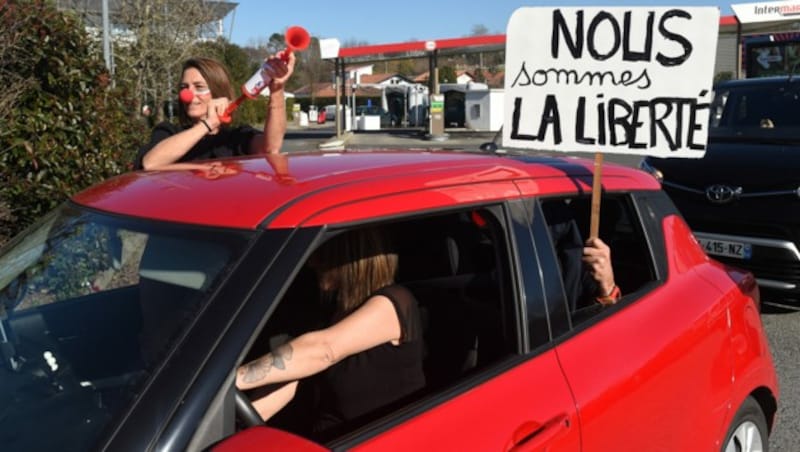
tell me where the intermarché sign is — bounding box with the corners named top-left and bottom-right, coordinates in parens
top-left (732, 1), bottom-right (800, 23)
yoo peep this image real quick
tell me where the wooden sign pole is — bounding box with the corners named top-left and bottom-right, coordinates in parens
top-left (589, 152), bottom-right (603, 239)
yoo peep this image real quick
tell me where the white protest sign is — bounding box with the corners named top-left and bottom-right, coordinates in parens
top-left (503, 7), bottom-right (719, 158)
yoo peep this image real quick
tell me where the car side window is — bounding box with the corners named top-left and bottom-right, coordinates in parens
top-left (538, 194), bottom-right (658, 328)
top-left (241, 206), bottom-right (519, 444)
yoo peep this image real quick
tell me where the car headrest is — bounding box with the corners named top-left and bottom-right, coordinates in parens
top-left (138, 237), bottom-right (229, 290)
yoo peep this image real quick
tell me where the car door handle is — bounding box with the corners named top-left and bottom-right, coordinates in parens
top-left (506, 414), bottom-right (571, 452)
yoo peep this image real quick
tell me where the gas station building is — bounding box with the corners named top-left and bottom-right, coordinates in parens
top-left (319, 2), bottom-right (800, 136)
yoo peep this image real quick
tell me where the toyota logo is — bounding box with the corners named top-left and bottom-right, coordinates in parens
top-left (705, 184), bottom-right (741, 204)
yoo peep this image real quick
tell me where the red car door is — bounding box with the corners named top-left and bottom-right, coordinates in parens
top-left (554, 213), bottom-right (733, 450)
top-left (352, 351), bottom-right (579, 452)
top-left (348, 200), bottom-right (580, 451)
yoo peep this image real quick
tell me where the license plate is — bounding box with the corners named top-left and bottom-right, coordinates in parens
top-left (697, 238), bottom-right (752, 260)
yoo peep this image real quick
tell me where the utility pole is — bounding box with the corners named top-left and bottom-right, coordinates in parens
top-left (102, 0), bottom-right (112, 74)
top-left (335, 58), bottom-right (342, 138)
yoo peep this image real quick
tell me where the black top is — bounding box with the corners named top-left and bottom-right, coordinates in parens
top-left (313, 284), bottom-right (426, 438)
top-left (542, 202), bottom-right (600, 311)
top-left (134, 121), bottom-right (261, 170)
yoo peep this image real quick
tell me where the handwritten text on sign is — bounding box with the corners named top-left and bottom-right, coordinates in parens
top-left (503, 7), bottom-right (719, 157)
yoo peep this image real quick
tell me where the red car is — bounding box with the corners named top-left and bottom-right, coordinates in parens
top-left (0, 150), bottom-right (778, 451)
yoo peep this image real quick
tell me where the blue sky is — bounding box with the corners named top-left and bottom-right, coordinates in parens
top-left (224, 0), bottom-right (736, 47)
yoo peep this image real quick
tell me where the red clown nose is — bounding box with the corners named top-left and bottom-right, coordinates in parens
top-left (179, 88), bottom-right (194, 104)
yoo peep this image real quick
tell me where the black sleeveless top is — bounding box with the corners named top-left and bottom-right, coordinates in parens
top-left (134, 121), bottom-right (261, 170)
top-left (313, 285), bottom-right (426, 437)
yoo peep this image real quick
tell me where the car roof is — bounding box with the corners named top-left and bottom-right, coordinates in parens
top-left (72, 150), bottom-right (659, 229)
top-left (715, 75), bottom-right (800, 88)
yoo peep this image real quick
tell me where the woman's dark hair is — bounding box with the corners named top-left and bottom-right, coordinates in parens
top-left (313, 227), bottom-right (398, 314)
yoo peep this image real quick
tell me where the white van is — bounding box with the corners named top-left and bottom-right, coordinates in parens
top-left (323, 105), bottom-right (336, 121)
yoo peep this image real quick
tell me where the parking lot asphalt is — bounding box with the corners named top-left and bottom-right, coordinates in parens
top-left (284, 123), bottom-right (799, 450)
top-left (761, 299), bottom-right (800, 452)
top-left (285, 123), bottom-right (644, 168)
top-left (284, 123), bottom-right (498, 152)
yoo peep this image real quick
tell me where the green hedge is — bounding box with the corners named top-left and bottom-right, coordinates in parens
top-left (0, 0), bottom-right (145, 243)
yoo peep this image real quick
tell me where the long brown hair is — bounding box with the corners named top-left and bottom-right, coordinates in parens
top-left (313, 227), bottom-right (398, 314)
top-left (177, 57), bottom-right (236, 126)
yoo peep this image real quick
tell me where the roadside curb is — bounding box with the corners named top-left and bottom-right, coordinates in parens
top-left (422, 133), bottom-right (450, 142)
top-left (318, 131), bottom-right (353, 149)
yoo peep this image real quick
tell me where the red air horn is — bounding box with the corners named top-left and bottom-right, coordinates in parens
top-left (219, 25), bottom-right (310, 123)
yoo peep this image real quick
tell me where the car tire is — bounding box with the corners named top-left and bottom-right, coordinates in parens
top-left (722, 396), bottom-right (768, 452)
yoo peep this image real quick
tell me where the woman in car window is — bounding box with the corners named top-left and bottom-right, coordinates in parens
top-left (236, 227), bottom-right (425, 437)
top-left (135, 55), bottom-right (294, 170)
top-left (543, 199), bottom-right (621, 309)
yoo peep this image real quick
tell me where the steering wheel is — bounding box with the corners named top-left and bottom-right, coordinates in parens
top-left (234, 388), bottom-right (265, 427)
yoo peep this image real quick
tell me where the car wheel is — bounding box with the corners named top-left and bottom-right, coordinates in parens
top-left (235, 388), bottom-right (265, 428)
top-left (722, 396), bottom-right (768, 452)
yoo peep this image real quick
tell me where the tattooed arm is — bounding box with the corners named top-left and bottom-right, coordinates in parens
top-left (235, 333), bottom-right (333, 391)
top-left (235, 294), bottom-right (402, 391)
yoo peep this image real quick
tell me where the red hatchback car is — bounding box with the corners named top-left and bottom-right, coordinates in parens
top-left (0, 150), bottom-right (778, 451)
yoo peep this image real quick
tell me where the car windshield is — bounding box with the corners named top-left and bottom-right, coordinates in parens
top-left (0, 203), bottom-right (252, 450)
top-left (709, 82), bottom-right (800, 141)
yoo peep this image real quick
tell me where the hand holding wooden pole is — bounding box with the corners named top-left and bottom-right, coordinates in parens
top-left (589, 152), bottom-right (604, 239)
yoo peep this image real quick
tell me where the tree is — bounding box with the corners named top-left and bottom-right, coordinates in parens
top-left (342, 38), bottom-right (371, 48)
top-left (296, 37), bottom-right (328, 104)
top-left (246, 32), bottom-right (325, 93)
top-left (0, 0), bottom-right (144, 243)
top-left (109, 0), bottom-right (221, 122)
top-left (245, 31), bottom-right (327, 109)
top-left (438, 66), bottom-right (457, 84)
top-left (193, 39), bottom-right (255, 89)
top-left (473, 67), bottom-right (486, 83)
top-left (470, 24), bottom-right (490, 36)
top-left (388, 59), bottom-right (417, 77)
top-left (466, 23), bottom-right (503, 69)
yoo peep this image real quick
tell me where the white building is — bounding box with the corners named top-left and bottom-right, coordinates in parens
top-left (464, 84), bottom-right (503, 132)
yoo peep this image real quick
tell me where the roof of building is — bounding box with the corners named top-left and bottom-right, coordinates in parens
top-left (293, 83), bottom-right (384, 98)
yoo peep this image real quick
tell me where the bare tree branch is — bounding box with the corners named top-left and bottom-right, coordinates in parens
top-left (102, 0), bottom-right (221, 120)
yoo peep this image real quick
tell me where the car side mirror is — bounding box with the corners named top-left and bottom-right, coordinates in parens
top-left (210, 427), bottom-right (327, 452)
top-left (479, 126), bottom-right (503, 153)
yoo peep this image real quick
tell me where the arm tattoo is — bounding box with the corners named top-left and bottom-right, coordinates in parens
top-left (271, 343), bottom-right (293, 370)
top-left (241, 355), bottom-right (274, 384)
top-left (240, 344), bottom-right (294, 384)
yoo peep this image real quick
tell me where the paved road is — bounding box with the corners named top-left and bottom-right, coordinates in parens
top-left (284, 124), bottom-right (643, 168)
top-left (284, 125), bottom-right (797, 449)
top-left (762, 298), bottom-right (800, 451)
top-left (283, 125), bottom-right (502, 153)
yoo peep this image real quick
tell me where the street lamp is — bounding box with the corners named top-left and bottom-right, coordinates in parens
top-left (352, 83), bottom-right (358, 129)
